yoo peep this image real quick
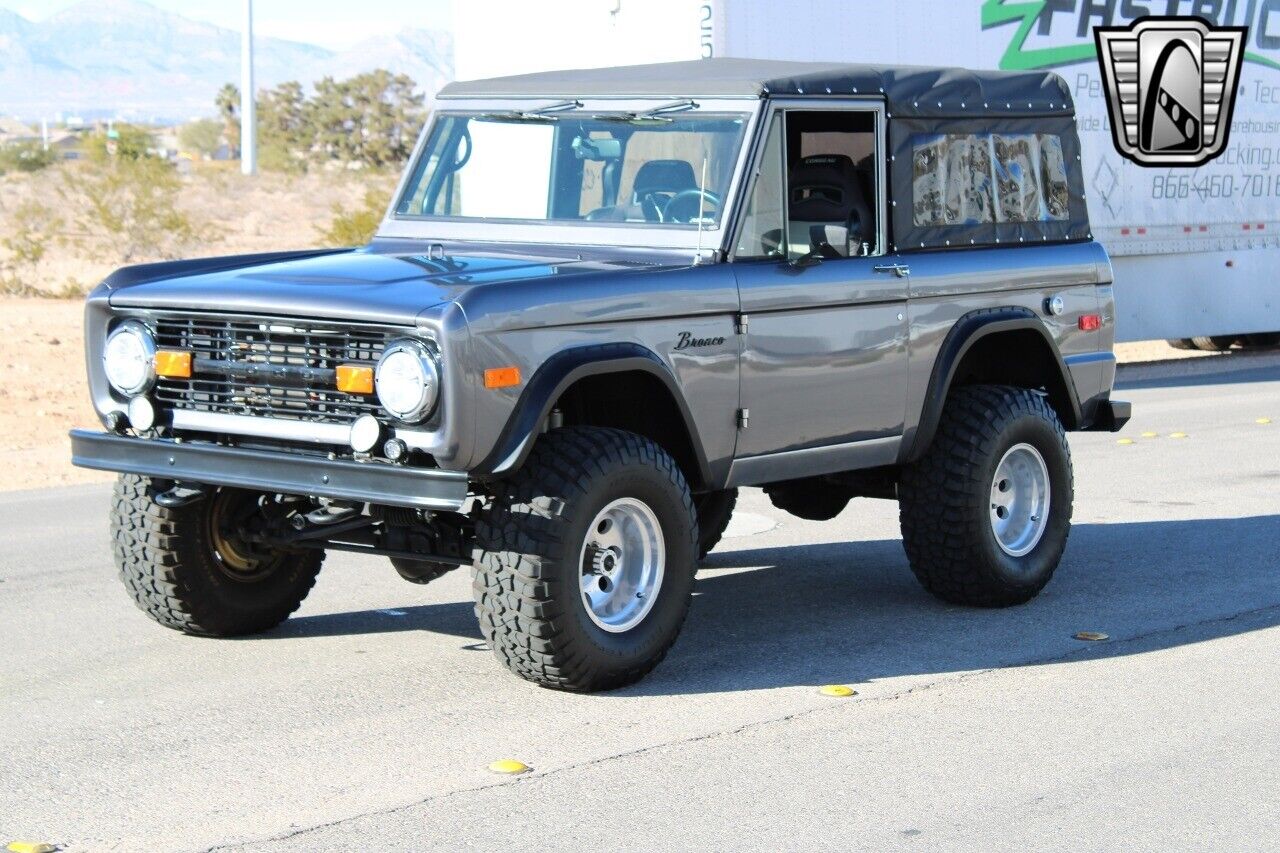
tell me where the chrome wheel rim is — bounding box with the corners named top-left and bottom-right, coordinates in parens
top-left (989, 443), bottom-right (1051, 558)
top-left (579, 498), bottom-right (665, 633)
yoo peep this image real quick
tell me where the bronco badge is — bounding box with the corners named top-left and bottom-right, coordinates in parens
top-left (673, 332), bottom-right (726, 351)
top-left (1094, 16), bottom-right (1247, 168)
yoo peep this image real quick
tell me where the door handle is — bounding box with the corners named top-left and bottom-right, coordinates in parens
top-left (873, 263), bottom-right (911, 278)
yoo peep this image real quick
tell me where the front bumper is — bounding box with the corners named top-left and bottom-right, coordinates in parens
top-left (70, 430), bottom-right (469, 511)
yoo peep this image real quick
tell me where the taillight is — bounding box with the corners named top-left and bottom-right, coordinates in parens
top-left (1078, 314), bottom-right (1102, 331)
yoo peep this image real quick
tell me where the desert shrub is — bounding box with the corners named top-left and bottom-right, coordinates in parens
top-left (63, 157), bottom-right (203, 262)
top-left (0, 199), bottom-right (62, 295)
top-left (320, 188), bottom-right (389, 246)
top-left (0, 141), bottom-right (58, 174)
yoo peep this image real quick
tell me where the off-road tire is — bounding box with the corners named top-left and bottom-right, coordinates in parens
top-left (899, 385), bottom-right (1073, 607)
top-left (695, 488), bottom-right (737, 560)
top-left (111, 474), bottom-right (323, 636)
top-left (390, 558), bottom-right (457, 585)
top-left (472, 427), bottom-right (698, 692)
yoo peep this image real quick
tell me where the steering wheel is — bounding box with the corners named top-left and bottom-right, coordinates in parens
top-left (662, 188), bottom-right (723, 224)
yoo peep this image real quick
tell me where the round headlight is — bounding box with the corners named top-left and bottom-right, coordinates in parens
top-left (375, 340), bottom-right (439, 423)
top-left (103, 320), bottom-right (156, 396)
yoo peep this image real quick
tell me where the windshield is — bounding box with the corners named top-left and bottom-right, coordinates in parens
top-left (395, 110), bottom-right (748, 228)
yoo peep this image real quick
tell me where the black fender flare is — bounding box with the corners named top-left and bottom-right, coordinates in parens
top-left (902, 307), bottom-right (1082, 463)
top-left (472, 342), bottom-right (713, 488)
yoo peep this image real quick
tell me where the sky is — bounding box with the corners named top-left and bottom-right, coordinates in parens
top-left (2, 0), bottom-right (453, 50)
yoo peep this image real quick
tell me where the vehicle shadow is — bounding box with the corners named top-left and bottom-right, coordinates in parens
top-left (267, 515), bottom-right (1280, 697)
top-left (630, 514), bottom-right (1280, 696)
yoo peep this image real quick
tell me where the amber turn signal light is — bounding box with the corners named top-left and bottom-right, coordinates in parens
top-left (154, 350), bottom-right (192, 378)
top-left (484, 366), bottom-right (521, 389)
top-left (336, 364), bottom-right (375, 395)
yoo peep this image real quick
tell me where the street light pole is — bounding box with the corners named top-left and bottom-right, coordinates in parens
top-left (240, 0), bottom-right (257, 175)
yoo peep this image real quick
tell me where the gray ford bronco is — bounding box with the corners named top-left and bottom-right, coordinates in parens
top-left (73, 59), bottom-right (1130, 691)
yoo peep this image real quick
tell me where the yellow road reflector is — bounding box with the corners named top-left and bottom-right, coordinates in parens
top-left (1074, 631), bottom-right (1109, 642)
top-left (1116, 438), bottom-right (1134, 445)
top-left (1140, 431), bottom-right (1159, 438)
top-left (488, 759), bottom-right (530, 775)
top-left (7, 842), bottom-right (57, 853)
top-left (818, 684), bottom-right (857, 697)
top-left (336, 364), bottom-right (375, 395)
top-left (1169, 432), bottom-right (1189, 439)
top-left (153, 349), bottom-right (192, 378)
top-left (1257, 418), bottom-right (1273, 425)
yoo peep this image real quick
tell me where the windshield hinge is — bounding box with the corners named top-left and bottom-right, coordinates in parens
top-left (735, 314), bottom-right (749, 335)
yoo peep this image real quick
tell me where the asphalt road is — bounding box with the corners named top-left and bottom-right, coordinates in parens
top-left (2, 353), bottom-right (1279, 852)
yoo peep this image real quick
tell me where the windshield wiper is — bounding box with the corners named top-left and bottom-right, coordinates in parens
top-left (479, 99), bottom-right (584, 122)
top-left (591, 99), bottom-right (701, 123)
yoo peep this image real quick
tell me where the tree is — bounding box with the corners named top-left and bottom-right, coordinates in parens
top-left (216, 83), bottom-right (241, 158)
top-left (258, 81), bottom-right (311, 171)
top-left (84, 124), bottom-right (156, 162)
top-left (178, 119), bottom-right (223, 158)
top-left (308, 70), bottom-right (425, 169)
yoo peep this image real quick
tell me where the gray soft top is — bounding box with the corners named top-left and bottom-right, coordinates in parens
top-left (437, 57), bottom-right (1073, 119)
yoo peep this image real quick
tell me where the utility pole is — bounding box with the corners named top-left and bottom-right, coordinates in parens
top-left (240, 0), bottom-right (257, 175)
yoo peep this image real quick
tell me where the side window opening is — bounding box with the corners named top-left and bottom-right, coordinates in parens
top-left (785, 110), bottom-right (879, 259)
top-left (736, 108), bottom-right (882, 261)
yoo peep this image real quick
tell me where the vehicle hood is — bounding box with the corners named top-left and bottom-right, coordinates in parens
top-left (105, 247), bottom-right (680, 326)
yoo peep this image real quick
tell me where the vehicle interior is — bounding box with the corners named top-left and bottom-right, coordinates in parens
top-left (784, 111), bottom-right (878, 258)
top-left (737, 109), bottom-right (880, 261)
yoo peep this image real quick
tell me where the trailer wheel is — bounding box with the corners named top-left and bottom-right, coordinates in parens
top-left (1191, 336), bottom-right (1236, 352)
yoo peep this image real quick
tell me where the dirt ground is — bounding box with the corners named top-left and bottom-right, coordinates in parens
top-left (0, 295), bottom-right (1221, 493)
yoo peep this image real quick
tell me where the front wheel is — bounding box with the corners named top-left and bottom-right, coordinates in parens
top-left (472, 427), bottom-right (698, 692)
top-left (111, 475), bottom-right (323, 635)
top-left (898, 386), bottom-right (1073, 607)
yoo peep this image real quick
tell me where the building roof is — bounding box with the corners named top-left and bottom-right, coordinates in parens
top-left (437, 57), bottom-right (1074, 118)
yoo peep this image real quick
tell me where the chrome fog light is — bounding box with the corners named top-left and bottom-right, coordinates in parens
top-left (103, 320), bottom-right (156, 396)
top-left (350, 414), bottom-right (383, 453)
top-left (375, 340), bottom-right (439, 423)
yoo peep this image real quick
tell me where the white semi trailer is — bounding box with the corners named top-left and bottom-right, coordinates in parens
top-left (451, 0), bottom-right (1280, 344)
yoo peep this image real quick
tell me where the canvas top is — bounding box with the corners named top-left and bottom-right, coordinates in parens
top-left (437, 57), bottom-right (1074, 119)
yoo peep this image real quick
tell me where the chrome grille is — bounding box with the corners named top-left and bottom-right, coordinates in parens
top-left (152, 316), bottom-right (390, 425)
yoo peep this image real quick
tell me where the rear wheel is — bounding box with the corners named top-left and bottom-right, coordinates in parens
top-left (1167, 338), bottom-right (1197, 350)
top-left (472, 427), bottom-right (697, 692)
top-left (111, 475), bottom-right (323, 636)
top-left (899, 386), bottom-right (1073, 607)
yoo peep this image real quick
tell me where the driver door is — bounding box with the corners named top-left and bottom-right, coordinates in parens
top-left (729, 101), bottom-right (909, 480)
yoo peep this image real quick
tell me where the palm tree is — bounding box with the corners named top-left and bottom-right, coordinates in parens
top-left (216, 83), bottom-right (241, 158)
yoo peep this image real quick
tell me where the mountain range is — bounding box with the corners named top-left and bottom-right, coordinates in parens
top-left (0, 0), bottom-right (454, 122)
